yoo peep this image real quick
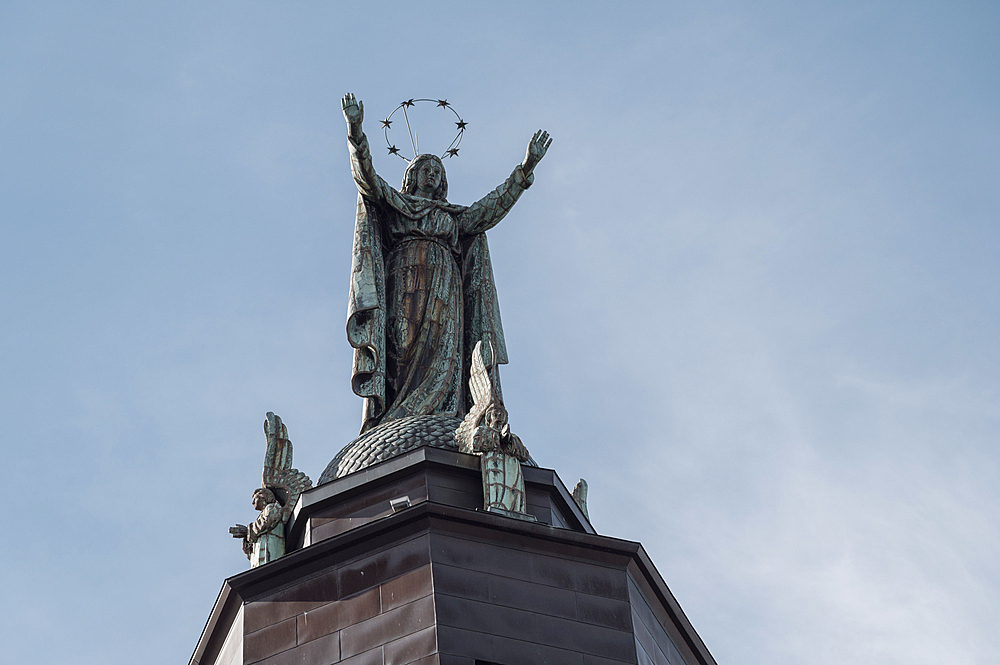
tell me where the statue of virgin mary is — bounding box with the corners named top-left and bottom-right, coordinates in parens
top-left (340, 93), bottom-right (551, 435)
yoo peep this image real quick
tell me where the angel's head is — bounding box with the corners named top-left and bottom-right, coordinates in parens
top-left (252, 487), bottom-right (276, 510)
top-left (484, 403), bottom-right (508, 430)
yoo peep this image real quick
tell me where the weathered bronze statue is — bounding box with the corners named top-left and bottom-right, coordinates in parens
top-left (230, 412), bottom-right (312, 567)
top-left (341, 93), bottom-right (551, 433)
top-left (455, 340), bottom-right (533, 519)
top-left (227, 98), bottom-right (587, 570)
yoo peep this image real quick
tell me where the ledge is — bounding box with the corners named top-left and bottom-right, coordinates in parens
top-left (286, 446), bottom-right (595, 549)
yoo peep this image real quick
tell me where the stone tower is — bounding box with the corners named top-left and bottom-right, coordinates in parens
top-left (190, 431), bottom-right (716, 665)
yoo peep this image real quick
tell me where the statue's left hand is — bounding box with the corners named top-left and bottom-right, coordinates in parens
top-left (522, 130), bottom-right (552, 174)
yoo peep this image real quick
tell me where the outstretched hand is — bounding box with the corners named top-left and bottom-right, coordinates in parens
top-left (522, 130), bottom-right (552, 174)
top-left (342, 93), bottom-right (364, 130)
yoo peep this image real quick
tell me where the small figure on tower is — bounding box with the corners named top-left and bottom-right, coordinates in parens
top-left (230, 412), bottom-right (312, 567)
top-left (455, 340), bottom-right (534, 520)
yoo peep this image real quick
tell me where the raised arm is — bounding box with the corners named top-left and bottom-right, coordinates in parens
top-left (342, 93), bottom-right (393, 202)
top-left (458, 130), bottom-right (551, 235)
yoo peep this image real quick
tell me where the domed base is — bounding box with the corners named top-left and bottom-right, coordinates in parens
top-left (319, 414), bottom-right (463, 484)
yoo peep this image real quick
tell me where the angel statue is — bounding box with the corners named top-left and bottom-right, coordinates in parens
top-left (342, 93), bottom-right (551, 434)
top-left (455, 340), bottom-right (533, 519)
top-left (230, 412), bottom-right (312, 568)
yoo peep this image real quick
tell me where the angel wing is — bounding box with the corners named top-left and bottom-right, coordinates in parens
top-left (572, 479), bottom-right (589, 521)
top-left (468, 340), bottom-right (498, 409)
top-left (261, 412), bottom-right (313, 523)
top-left (455, 340), bottom-right (499, 452)
top-left (271, 467), bottom-right (313, 523)
top-left (262, 411), bottom-right (292, 477)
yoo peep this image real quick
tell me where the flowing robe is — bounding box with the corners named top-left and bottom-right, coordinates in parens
top-left (466, 423), bottom-right (530, 516)
top-left (346, 133), bottom-right (533, 433)
top-left (247, 502), bottom-right (284, 568)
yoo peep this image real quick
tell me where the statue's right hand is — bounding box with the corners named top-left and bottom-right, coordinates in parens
top-left (342, 93), bottom-right (364, 126)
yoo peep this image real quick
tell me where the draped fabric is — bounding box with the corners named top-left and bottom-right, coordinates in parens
top-left (346, 133), bottom-right (531, 434)
top-left (248, 503), bottom-right (284, 568)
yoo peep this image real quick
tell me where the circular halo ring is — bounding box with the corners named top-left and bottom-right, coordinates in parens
top-left (381, 98), bottom-right (465, 162)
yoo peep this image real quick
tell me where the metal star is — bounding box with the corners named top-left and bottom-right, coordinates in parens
top-left (381, 118), bottom-right (392, 129)
top-left (388, 145), bottom-right (400, 155)
top-left (445, 148), bottom-right (459, 157)
top-left (401, 99), bottom-right (415, 107)
top-left (436, 99), bottom-right (449, 108)
top-left (455, 120), bottom-right (468, 130)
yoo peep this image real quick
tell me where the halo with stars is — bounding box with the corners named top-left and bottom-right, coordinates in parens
top-left (380, 98), bottom-right (466, 162)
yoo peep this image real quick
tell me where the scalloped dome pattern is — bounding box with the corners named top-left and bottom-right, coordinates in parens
top-left (319, 414), bottom-right (463, 484)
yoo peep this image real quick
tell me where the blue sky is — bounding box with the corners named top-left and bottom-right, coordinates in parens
top-left (2, 2), bottom-right (998, 663)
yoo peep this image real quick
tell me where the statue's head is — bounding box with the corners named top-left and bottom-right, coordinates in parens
top-left (484, 403), bottom-right (508, 430)
top-left (402, 154), bottom-right (448, 200)
top-left (252, 487), bottom-right (276, 510)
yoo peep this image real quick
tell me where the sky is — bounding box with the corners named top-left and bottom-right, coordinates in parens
top-left (1, 1), bottom-right (998, 664)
